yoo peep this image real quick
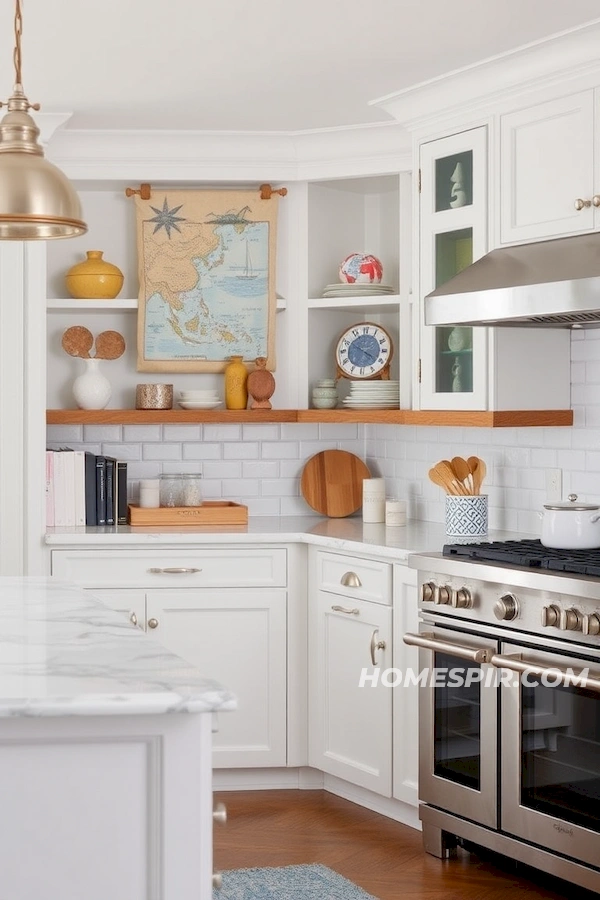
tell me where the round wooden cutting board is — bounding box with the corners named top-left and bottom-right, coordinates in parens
top-left (300, 449), bottom-right (370, 518)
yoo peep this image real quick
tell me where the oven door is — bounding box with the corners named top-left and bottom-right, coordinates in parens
top-left (496, 642), bottom-right (600, 868)
top-left (404, 624), bottom-right (498, 829)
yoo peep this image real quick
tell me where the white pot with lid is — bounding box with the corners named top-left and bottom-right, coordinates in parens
top-left (539, 494), bottom-right (600, 549)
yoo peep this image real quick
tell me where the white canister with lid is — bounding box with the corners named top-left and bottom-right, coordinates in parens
top-left (540, 494), bottom-right (600, 549)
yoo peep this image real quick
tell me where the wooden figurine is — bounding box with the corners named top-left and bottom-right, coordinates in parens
top-left (247, 357), bottom-right (275, 409)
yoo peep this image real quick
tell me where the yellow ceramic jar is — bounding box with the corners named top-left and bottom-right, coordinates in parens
top-left (224, 355), bottom-right (248, 410)
top-left (65, 250), bottom-right (124, 299)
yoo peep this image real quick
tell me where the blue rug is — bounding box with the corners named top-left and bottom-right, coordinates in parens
top-left (214, 864), bottom-right (380, 899)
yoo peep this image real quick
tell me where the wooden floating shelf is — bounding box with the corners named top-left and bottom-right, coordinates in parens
top-left (47, 297), bottom-right (287, 312)
top-left (47, 409), bottom-right (574, 427)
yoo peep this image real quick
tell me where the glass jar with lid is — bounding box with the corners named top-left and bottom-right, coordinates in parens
top-left (159, 473), bottom-right (202, 508)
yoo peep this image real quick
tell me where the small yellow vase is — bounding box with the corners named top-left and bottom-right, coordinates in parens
top-left (65, 250), bottom-right (124, 299)
top-left (224, 355), bottom-right (248, 410)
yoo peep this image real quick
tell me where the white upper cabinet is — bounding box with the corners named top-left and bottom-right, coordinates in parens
top-left (500, 90), bottom-right (597, 244)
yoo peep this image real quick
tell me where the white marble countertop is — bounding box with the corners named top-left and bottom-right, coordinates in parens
top-left (0, 577), bottom-right (237, 718)
top-left (46, 516), bottom-right (531, 562)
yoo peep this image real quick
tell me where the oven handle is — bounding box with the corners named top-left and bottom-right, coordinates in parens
top-left (403, 632), bottom-right (492, 663)
top-left (490, 653), bottom-right (600, 693)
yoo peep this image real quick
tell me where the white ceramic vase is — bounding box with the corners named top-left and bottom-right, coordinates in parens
top-left (72, 358), bottom-right (112, 410)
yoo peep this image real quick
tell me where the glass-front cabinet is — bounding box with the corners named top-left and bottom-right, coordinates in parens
top-left (418, 127), bottom-right (488, 410)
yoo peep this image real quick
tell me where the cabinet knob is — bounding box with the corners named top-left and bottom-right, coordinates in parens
top-left (340, 571), bottom-right (362, 588)
top-left (213, 802), bottom-right (227, 825)
top-left (593, 195), bottom-right (600, 208)
top-left (129, 612), bottom-right (138, 626)
top-left (559, 607), bottom-right (582, 631)
top-left (582, 613), bottom-right (600, 636)
top-left (147, 617), bottom-right (159, 629)
top-left (541, 604), bottom-right (560, 627)
top-left (494, 593), bottom-right (519, 621)
top-left (574, 198), bottom-right (592, 210)
top-left (212, 872), bottom-right (223, 890)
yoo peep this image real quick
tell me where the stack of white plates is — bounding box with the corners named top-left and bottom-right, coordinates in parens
top-left (178, 390), bottom-right (222, 410)
top-left (322, 283), bottom-right (395, 299)
top-left (342, 380), bottom-right (399, 409)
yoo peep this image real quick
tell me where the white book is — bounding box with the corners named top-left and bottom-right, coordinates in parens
top-left (73, 450), bottom-right (86, 527)
top-left (53, 450), bottom-right (76, 528)
top-left (45, 450), bottom-right (55, 528)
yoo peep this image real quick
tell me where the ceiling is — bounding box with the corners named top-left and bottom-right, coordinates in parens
top-left (2, 0), bottom-right (600, 133)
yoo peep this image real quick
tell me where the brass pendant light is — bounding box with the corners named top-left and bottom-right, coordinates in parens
top-left (0, 0), bottom-right (87, 239)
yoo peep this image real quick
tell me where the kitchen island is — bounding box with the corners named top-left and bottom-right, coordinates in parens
top-left (0, 576), bottom-right (236, 900)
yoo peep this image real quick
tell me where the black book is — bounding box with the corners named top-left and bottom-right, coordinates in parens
top-left (95, 456), bottom-right (107, 526)
top-left (116, 461), bottom-right (128, 525)
top-left (84, 451), bottom-right (97, 526)
top-left (105, 458), bottom-right (116, 526)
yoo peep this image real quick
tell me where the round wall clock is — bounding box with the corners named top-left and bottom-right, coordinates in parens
top-left (335, 322), bottom-right (393, 380)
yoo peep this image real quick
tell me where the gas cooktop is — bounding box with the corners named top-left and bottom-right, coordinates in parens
top-left (443, 539), bottom-right (600, 577)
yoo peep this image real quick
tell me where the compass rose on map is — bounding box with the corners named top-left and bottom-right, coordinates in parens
top-left (148, 197), bottom-right (187, 238)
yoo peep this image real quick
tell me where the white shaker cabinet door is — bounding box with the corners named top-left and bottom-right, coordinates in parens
top-left (145, 589), bottom-right (287, 768)
top-left (309, 591), bottom-right (392, 796)
top-left (392, 564), bottom-right (419, 807)
top-left (500, 91), bottom-right (595, 243)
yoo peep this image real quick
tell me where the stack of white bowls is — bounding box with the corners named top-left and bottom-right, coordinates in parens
top-left (178, 390), bottom-right (222, 410)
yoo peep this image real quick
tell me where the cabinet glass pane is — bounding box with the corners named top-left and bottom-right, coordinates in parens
top-left (435, 150), bottom-right (473, 211)
top-left (434, 228), bottom-right (473, 394)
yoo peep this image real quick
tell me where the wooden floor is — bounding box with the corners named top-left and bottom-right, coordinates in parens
top-left (213, 790), bottom-right (593, 900)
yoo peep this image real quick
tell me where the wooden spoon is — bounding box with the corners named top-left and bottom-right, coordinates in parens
top-left (437, 460), bottom-right (468, 495)
top-left (61, 325), bottom-right (94, 359)
top-left (94, 330), bottom-right (126, 360)
top-left (467, 456), bottom-right (485, 494)
top-left (451, 456), bottom-right (471, 494)
top-left (429, 466), bottom-right (456, 495)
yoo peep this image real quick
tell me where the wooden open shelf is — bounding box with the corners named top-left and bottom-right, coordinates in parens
top-left (47, 408), bottom-right (574, 427)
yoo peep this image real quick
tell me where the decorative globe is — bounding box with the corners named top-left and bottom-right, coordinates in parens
top-left (338, 253), bottom-right (383, 284)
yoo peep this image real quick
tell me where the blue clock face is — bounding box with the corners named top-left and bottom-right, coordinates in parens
top-left (336, 323), bottom-right (392, 379)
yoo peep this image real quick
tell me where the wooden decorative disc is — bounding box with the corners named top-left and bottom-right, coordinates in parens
top-left (95, 330), bottom-right (126, 360)
top-left (300, 449), bottom-right (370, 518)
top-left (61, 325), bottom-right (94, 359)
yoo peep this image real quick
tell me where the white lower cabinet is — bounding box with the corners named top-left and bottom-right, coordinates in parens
top-left (145, 589), bottom-right (287, 768)
top-left (51, 548), bottom-right (288, 769)
top-left (308, 549), bottom-right (393, 796)
top-left (392, 564), bottom-right (419, 807)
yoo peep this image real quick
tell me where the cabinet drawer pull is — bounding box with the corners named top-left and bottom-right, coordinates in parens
top-left (594, 195), bottom-right (600, 208)
top-left (574, 197), bottom-right (592, 210)
top-left (148, 567), bottom-right (202, 574)
top-left (129, 612), bottom-right (138, 626)
top-left (331, 604), bottom-right (360, 615)
top-left (340, 571), bottom-right (362, 588)
top-left (212, 872), bottom-right (223, 890)
top-left (370, 629), bottom-right (386, 665)
top-left (147, 617), bottom-right (159, 629)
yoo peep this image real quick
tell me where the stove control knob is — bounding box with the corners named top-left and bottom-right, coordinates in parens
top-left (494, 593), bottom-right (519, 621)
top-left (541, 604), bottom-right (561, 628)
top-left (421, 582), bottom-right (436, 603)
top-left (582, 613), bottom-right (600, 636)
top-left (451, 587), bottom-right (473, 609)
top-left (559, 607), bottom-right (583, 631)
top-left (434, 585), bottom-right (452, 605)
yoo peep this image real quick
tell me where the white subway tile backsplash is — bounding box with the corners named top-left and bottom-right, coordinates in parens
top-left (246, 498), bottom-right (281, 516)
top-left (103, 443), bottom-right (141, 460)
top-left (222, 479), bottom-right (260, 498)
top-left (281, 424), bottom-right (319, 441)
top-left (261, 478), bottom-right (299, 497)
top-left (242, 424), bottom-right (280, 441)
top-left (83, 426), bottom-right (122, 442)
top-left (262, 442), bottom-right (299, 459)
top-left (202, 461), bottom-right (242, 479)
top-left (143, 443), bottom-right (182, 460)
top-left (183, 443), bottom-right (221, 460)
top-left (243, 461), bottom-right (280, 478)
top-left (204, 425), bottom-right (242, 441)
top-left (319, 424), bottom-right (359, 440)
top-left (163, 425), bottom-right (202, 441)
top-left (123, 426), bottom-right (162, 442)
top-left (47, 425), bottom-right (83, 442)
top-left (224, 442), bottom-right (259, 459)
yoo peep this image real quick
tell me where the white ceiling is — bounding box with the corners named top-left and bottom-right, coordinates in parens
top-left (2, 0), bottom-right (600, 132)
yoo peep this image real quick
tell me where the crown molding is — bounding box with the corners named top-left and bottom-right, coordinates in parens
top-left (35, 112), bottom-right (73, 146)
top-left (371, 18), bottom-right (600, 131)
top-left (45, 121), bottom-right (411, 182)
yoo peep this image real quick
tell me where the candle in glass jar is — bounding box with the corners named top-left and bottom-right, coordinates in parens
top-left (362, 478), bottom-right (385, 523)
top-left (181, 474), bottom-right (202, 507)
top-left (139, 479), bottom-right (160, 508)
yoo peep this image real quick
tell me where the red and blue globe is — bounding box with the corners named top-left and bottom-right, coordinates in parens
top-left (338, 253), bottom-right (383, 284)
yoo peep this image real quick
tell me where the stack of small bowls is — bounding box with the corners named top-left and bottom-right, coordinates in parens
top-left (178, 389), bottom-right (222, 410)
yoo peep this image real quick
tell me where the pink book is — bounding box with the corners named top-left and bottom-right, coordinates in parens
top-left (45, 450), bottom-right (55, 528)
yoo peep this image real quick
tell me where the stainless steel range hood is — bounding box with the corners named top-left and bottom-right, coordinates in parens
top-left (425, 232), bottom-right (600, 327)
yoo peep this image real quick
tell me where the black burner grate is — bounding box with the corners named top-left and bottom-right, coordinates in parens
top-left (442, 539), bottom-right (600, 577)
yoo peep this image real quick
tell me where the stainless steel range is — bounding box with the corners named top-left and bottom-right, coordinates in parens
top-left (405, 539), bottom-right (600, 893)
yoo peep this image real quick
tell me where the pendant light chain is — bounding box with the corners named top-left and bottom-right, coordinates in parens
top-left (13, 0), bottom-right (23, 87)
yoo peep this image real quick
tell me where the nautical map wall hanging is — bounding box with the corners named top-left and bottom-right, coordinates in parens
top-left (132, 188), bottom-right (280, 373)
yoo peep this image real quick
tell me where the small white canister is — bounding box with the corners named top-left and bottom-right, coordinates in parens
top-left (139, 479), bottom-right (160, 508)
top-left (362, 478), bottom-right (385, 523)
top-left (385, 499), bottom-right (407, 527)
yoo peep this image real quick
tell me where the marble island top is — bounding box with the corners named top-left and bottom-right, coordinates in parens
top-left (0, 577), bottom-right (236, 718)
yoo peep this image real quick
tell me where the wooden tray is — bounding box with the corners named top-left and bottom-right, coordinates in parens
top-left (128, 501), bottom-right (248, 526)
